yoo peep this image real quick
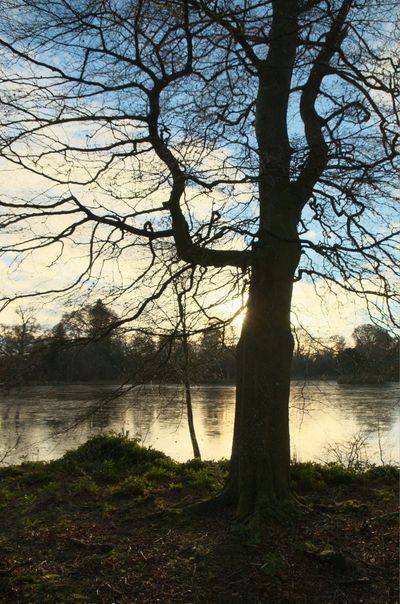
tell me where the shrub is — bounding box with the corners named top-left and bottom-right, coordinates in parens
top-left (363, 465), bottom-right (398, 483)
top-left (51, 433), bottom-right (172, 483)
top-left (109, 476), bottom-right (149, 498)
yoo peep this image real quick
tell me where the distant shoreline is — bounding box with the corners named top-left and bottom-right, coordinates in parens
top-left (1, 376), bottom-right (398, 390)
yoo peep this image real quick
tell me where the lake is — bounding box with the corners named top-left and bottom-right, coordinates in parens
top-left (0, 381), bottom-right (399, 466)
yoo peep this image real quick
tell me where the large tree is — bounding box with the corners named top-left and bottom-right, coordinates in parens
top-left (0, 1), bottom-right (398, 517)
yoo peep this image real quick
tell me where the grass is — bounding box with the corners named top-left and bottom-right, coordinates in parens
top-left (0, 433), bottom-right (398, 603)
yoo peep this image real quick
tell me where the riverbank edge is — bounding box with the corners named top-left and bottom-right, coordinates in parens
top-left (0, 434), bottom-right (398, 603)
top-left (2, 376), bottom-right (399, 388)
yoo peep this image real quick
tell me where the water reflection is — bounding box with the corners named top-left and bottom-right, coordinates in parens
top-left (0, 381), bottom-right (398, 465)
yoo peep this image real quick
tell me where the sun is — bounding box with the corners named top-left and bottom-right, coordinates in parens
top-left (222, 297), bottom-right (246, 334)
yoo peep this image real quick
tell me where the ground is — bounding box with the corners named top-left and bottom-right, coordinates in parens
top-left (0, 435), bottom-right (398, 604)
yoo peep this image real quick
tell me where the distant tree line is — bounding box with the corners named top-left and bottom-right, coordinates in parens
top-left (0, 300), bottom-right (236, 386)
top-left (292, 324), bottom-right (398, 383)
top-left (0, 301), bottom-right (397, 387)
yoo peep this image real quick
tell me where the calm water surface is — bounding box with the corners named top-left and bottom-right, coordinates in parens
top-left (0, 382), bottom-right (398, 465)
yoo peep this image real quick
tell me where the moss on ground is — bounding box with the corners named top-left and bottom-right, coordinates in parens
top-left (0, 434), bottom-right (398, 603)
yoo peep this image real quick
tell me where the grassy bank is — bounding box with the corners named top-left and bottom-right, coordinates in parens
top-left (0, 434), bottom-right (398, 603)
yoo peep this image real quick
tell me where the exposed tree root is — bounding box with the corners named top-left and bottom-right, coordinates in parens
top-left (186, 489), bottom-right (236, 516)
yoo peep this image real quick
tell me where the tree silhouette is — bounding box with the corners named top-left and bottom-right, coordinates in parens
top-left (0, 1), bottom-right (398, 516)
top-left (338, 324), bottom-right (398, 382)
top-left (43, 300), bottom-right (126, 382)
top-left (0, 309), bottom-right (41, 385)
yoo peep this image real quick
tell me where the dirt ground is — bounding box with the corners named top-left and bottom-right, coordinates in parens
top-left (0, 435), bottom-right (397, 603)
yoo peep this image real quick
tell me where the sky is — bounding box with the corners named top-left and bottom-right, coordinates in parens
top-left (1, 251), bottom-right (372, 344)
top-left (0, 152), bottom-right (388, 344)
top-left (0, 2), bottom-right (398, 345)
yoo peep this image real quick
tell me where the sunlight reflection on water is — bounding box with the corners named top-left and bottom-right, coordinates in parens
top-left (0, 381), bottom-right (398, 465)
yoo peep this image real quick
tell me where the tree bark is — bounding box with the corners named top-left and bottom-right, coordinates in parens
top-left (220, 0), bottom-right (301, 518)
top-left (183, 373), bottom-right (201, 460)
top-left (224, 234), bottom-right (301, 518)
top-left (176, 288), bottom-right (201, 460)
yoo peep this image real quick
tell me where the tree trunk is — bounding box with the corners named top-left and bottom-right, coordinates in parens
top-left (176, 289), bottom-right (201, 460)
top-left (183, 374), bottom-right (201, 460)
top-left (224, 235), bottom-right (301, 518)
